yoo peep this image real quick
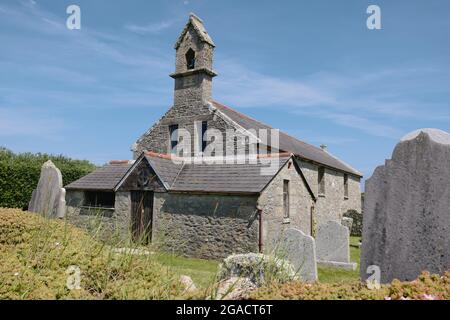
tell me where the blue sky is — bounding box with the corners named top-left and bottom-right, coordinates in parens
top-left (1, 0), bottom-right (449, 181)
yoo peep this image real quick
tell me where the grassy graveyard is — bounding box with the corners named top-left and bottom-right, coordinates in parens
top-left (1, 208), bottom-right (448, 300)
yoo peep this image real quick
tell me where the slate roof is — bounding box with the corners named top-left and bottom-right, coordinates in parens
top-left (211, 101), bottom-right (362, 177)
top-left (66, 153), bottom-right (290, 194)
top-left (145, 154), bottom-right (183, 188)
top-left (170, 157), bottom-right (291, 193)
top-left (65, 163), bottom-right (132, 191)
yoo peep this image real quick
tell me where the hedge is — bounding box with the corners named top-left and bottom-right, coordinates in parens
top-left (343, 209), bottom-right (363, 237)
top-left (0, 147), bottom-right (97, 209)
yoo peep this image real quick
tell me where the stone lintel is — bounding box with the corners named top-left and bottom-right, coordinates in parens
top-left (170, 68), bottom-right (217, 79)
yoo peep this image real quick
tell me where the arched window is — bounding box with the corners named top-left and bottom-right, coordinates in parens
top-left (185, 48), bottom-right (195, 70)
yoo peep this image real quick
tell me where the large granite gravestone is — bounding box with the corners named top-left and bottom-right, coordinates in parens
top-left (274, 228), bottom-right (318, 282)
top-left (316, 221), bottom-right (357, 270)
top-left (29, 160), bottom-right (66, 218)
top-left (361, 129), bottom-right (450, 283)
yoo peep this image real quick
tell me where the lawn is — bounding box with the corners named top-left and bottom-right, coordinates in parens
top-left (153, 236), bottom-right (362, 288)
top-left (317, 236), bottom-right (361, 283)
top-left (152, 253), bottom-right (220, 288)
top-left (2, 210), bottom-right (447, 300)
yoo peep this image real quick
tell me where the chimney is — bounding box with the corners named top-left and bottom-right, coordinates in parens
top-left (320, 144), bottom-right (328, 151)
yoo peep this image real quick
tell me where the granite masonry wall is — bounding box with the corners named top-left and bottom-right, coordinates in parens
top-left (152, 192), bottom-right (260, 260)
top-left (133, 19), bottom-right (255, 159)
top-left (257, 158), bottom-right (315, 248)
top-left (65, 190), bottom-right (131, 241)
top-left (134, 104), bottom-right (252, 159)
top-left (297, 159), bottom-right (361, 231)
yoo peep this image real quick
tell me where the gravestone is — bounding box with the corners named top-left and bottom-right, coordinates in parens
top-left (316, 221), bottom-right (356, 270)
top-left (29, 160), bottom-right (66, 218)
top-left (274, 228), bottom-right (318, 282)
top-left (361, 129), bottom-right (450, 283)
top-left (341, 217), bottom-right (353, 233)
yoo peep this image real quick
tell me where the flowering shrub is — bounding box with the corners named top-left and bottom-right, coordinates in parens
top-left (386, 271), bottom-right (450, 300)
top-left (250, 271), bottom-right (450, 300)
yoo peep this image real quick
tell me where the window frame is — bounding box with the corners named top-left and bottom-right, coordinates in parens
top-left (344, 173), bottom-right (349, 199)
top-left (83, 191), bottom-right (115, 209)
top-left (169, 124), bottom-right (179, 152)
top-left (318, 166), bottom-right (326, 196)
top-left (201, 121), bottom-right (208, 152)
top-left (283, 179), bottom-right (290, 221)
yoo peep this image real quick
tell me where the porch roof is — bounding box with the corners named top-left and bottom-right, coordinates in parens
top-left (65, 162), bottom-right (133, 191)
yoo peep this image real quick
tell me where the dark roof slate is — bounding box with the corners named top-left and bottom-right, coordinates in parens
top-left (145, 155), bottom-right (183, 188)
top-left (212, 101), bottom-right (362, 176)
top-left (69, 154), bottom-right (292, 194)
top-left (170, 157), bottom-right (290, 193)
top-left (65, 163), bottom-right (132, 191)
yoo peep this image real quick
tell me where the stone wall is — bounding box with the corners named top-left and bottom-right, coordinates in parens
top-left (152, 192), bottom-right (260, 260)
top-left (297, 159), bottom-right (361, 228)
top-left (258, 158), bottom-right (315, 247)
top-left (175, 25), bottom-right (213, 74)
top-left (134, 104), bottom-right (253, 159)
top-left (133, 17), bottom-right (255, 159)
top-left (65, 190), bottom-right (131, 242)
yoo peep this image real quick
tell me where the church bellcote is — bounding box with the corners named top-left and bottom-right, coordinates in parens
top-left (170, 13), bottom-right (217, 108)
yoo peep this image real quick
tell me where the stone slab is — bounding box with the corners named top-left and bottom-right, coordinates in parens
top-left (29, 160), bottom-right (66, 218)
top-left (316, 220), bottom-right (351, 264)
top-left (317, 260), bottom-right (357, 271)
top-left (274, 228), bottom-right (318, 283)
top-left (361, 129), bottom-right (450, 283)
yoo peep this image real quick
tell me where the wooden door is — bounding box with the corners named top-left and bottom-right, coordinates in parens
top-left (131, 191), bottom-right (153, 244)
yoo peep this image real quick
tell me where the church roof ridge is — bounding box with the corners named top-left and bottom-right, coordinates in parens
top-left (211, 101), bottom-right (362, 177)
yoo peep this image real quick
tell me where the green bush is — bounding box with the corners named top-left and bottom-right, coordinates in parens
top-left (0, 147), bottom-right (96, 209)
top-left (343, 210), bottom-right (363, 237)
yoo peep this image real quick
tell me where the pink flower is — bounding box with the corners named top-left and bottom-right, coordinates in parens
top-left (422, 294), bottom-right (438, 300)
top-left (384, 296), bottom-right (392, 300)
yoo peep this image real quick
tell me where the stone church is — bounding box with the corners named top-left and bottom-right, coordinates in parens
top-left (65, 14), bottom-right (362, 259)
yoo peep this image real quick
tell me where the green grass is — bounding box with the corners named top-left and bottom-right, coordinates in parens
top-left (151, 237), bottom-right (362, 288)
top-left (317, 236), bottom-right (361, 283)
top-left (153, 253), bottom-right (219, 288)
top-left (0, 209), bottom-right (187, 299)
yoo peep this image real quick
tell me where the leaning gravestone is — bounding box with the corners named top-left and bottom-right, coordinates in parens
top-left (29, 160), bottom-right (66, 218)
top-left (273, 228), bottom-right (318, 282)
top-left (361, 129), bottom-right (450, 283)
top-left (316, 221), bottom-right (356, 270)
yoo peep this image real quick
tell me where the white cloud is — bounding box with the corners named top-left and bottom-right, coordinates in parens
top-left (125, 19), bottom-right (176, 35)
top-left (215, 59), bottom-right (335, 108)
top-left (213, 58), bottom-right (449, 139)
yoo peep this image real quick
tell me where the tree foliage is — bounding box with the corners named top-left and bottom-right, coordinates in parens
top-left (0, 147), bottom-right (97, 209)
